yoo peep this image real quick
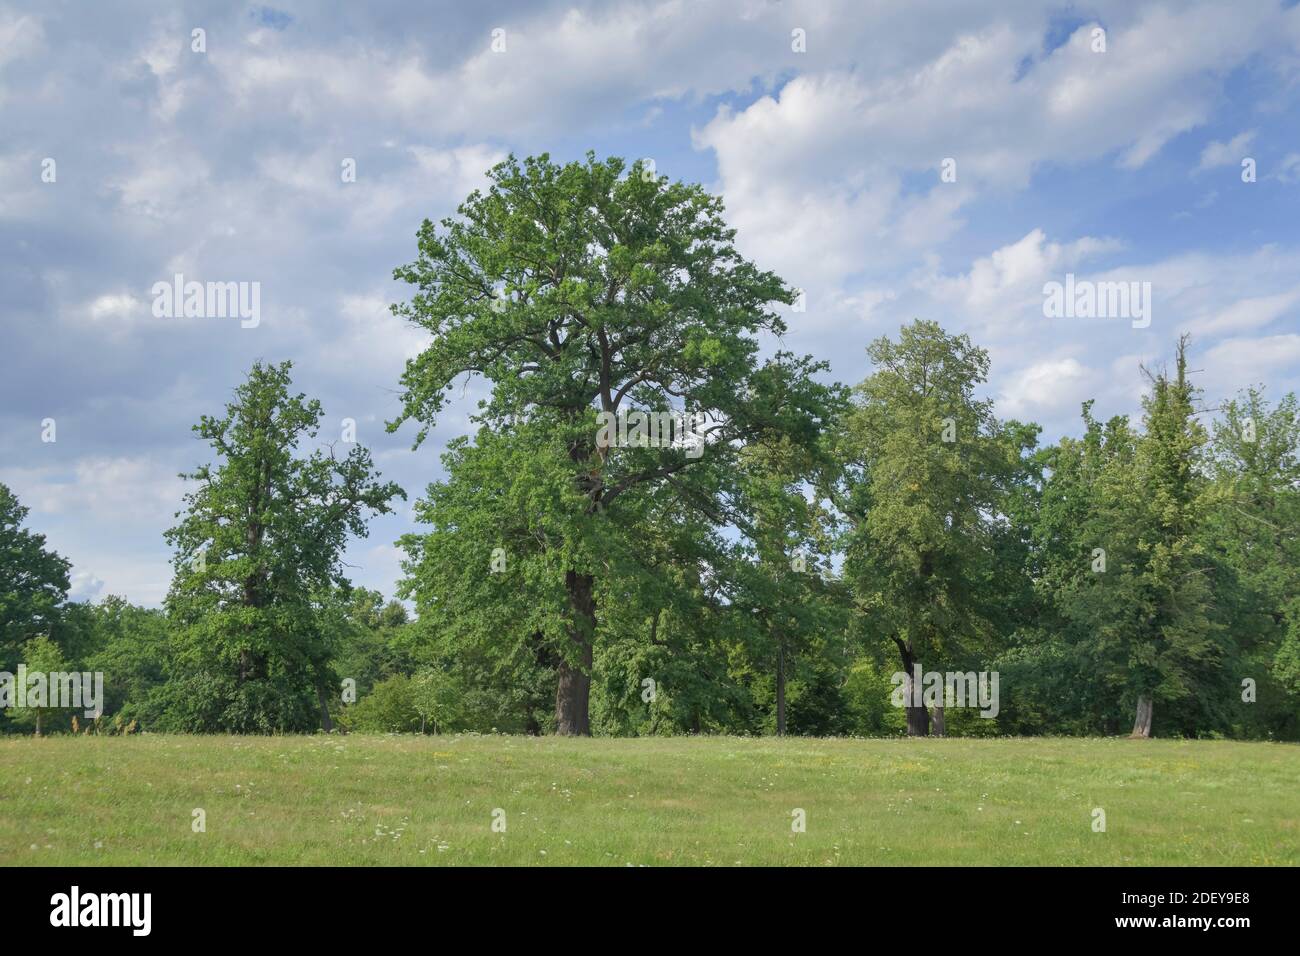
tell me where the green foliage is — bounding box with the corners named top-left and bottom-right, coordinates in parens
top-left (842, 657), bottom-right (906, 736)
top-left (80, 597), bottom-right (170, 728)
top-left (5, 635), bottom-right (71, 735)
top-left (391, 152), bottom-right (839, 734)
top-left (339, 673), bottom-right (421, 733)
top-left (1035, 341), bottom-right (1225, 736)
top-left (2, 155), bottom-right (1297, 742)
top-left (410, 667), bottom-right (462, 734)
top-left (0, 484), bottom-right (70, 673)
top-left (837, 320), bottom-right (1035, 736)
top-left (327, 588), bottom-right (416, 700)
top-left (163, 361), bottom-right (403, 733)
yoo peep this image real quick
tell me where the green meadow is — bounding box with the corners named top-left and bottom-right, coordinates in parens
top-left (1, 735), bottom-right (1295, 866)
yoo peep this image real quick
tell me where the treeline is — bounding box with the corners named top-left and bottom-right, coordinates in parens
top-left (2, 153), bottom-right (1296, 739)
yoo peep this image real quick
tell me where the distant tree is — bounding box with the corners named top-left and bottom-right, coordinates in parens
top-left (327, 587), bottom-right (415, 701)
top-left (1125, 338), bottom-right (1220, 735)
top-left (997, 405), bottom-right (1137, 735)
top-left (0, 483), bottom-right (70, 672)
top-left (339, 673), bottom-right (420, 733)
top-left (411, 667), bottom-right (461, 734)
top-left (81, 596), bottom-right (169, 728)
top-left (7, 635), bottom-right (70, 736)
top-left (163, 361), bottom-right (403, 733)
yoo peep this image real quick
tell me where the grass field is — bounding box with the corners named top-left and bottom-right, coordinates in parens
top-left (1, 734), bottom-right (1296, 866)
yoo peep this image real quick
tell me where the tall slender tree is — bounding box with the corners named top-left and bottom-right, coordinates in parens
top-left (837, 321), bottom-right (1032, 736)
top-left (164, 361), bottom-right (403, 732)
top-left (1052, 338), bottom-right (1222, 737)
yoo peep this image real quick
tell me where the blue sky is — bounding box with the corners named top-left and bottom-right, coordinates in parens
top-left (2, 0), bottom-right (1299, 606)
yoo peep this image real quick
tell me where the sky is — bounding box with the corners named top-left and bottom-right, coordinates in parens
top-left (2, 0), bottom-right (1299, 608)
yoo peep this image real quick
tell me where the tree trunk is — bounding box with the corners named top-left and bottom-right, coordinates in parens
top-left (1130, 694), bottom-right (1153, 738)
top-left (555, 652), bottom-right (592, 735)
top-left (893, 635), bottom-right (930, 736)
top-left (930, 704), bottom-right (946, 737)
top-left (775, 642), bottom-right (787, 736)
top-left (556, 570), bottom-right (595, 735)
top-left (905, 674), bottom-right (930, 736)
top-left (34, 711), bottom-right (42, 737)
top-left (316, 683), bottom-right (333, 732)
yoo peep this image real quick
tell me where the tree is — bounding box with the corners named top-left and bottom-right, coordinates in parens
top-left (327, 587), bottom-right (416, 701)
top-left (339, 673), bottom-right (420, 733)
top-left (7, 635), bottom-right (71, 736)
top-left (81, 596), bottom-right (169, 728)
top-left (390, 152), bottom-right (836, 734)
top-left (1205, 388), bottom-right (1300, 736)
top-left (726, 440), bottom-right (846, 735)
top-left (1049, 338), bottom-right (1223, 738)
top-left (411, 666), bottom-right (460, 734)
top-left (837, 321), bottom-right (1033, 736)
top-left (0, 483), bottom-right (70, 673)
top-left (163, 361), bottom-right (403, 733)
top-left (997, 406), bottom-right (1137, 736)
top-left (590, 503), bottom-right (751, 736)
top-left (1126, 338), bottom-right (1217, 735)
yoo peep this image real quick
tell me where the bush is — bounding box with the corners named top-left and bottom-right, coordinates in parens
top-left (339, 674), bottom-right (421, 733)
top-left (842, 657), bottom-right (906, 736)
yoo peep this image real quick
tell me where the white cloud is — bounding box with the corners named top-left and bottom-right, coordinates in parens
top-left (321, 291), bottom-right (430, 378)
top-left (0, 11), bottom-right (44, 71)
top-left (68, 569), bottom-right (105, 603)
top-left (696, 2), bottom-right (1297, 288)
top-left (996, 356), bottom-right (1093, 422)
top-left (1197, 130), bottom-right (1257, 171)
top-left (108, 139), bottom-right (212, 220)
top-left (1202, 334), bottom-right (1300, 392)
top-left (0, 457), bottom-right (183, 522)
top-left (88, 293), bottom-right (143, 323)
top-left (924, 229), bottom-right (1125, 319)
top-left (1187, 288), bottom-right (1300, 337)
top-left (1276, 153), bottom-right (1300, 183)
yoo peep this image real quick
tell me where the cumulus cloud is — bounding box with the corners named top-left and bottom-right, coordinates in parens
top-left (996, 356), bottom-right (1094, 423)
top-left (925, 229), bottom-right (1125, 319)
top-left (696, 2), bottom-right (1298, 288)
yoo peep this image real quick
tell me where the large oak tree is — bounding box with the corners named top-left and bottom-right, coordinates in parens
top-left (390, 153), bottom-right (835, 734)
